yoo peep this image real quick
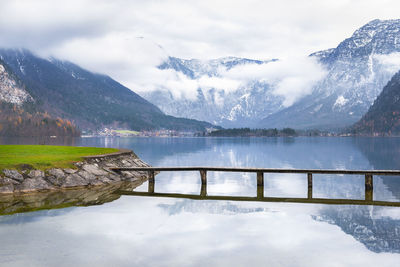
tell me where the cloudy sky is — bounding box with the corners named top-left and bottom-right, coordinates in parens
top-left (1, 0), bottom-right (400, 102)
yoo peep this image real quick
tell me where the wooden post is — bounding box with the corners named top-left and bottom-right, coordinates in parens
top-left (200, 183), bottom-right (207, 197)
top-left (148, 170), bottom-right (155, 193)
top-left (257, 172), bottom-right (264, 199)
top-left (148, 170), bottom-right (155, 183)
top-left (307, 173), bottom-right (313, 199)
top-left (257, 172), bottom-right (264, 186)
top-left (200, 170), bottom-right (207, 185)
top-left (365, 174), bottom-right (373, 201)
top-left (257, 185), bottom-right (264, 199)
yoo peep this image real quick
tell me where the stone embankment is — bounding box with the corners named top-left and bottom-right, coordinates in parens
top-left (0, 149), bottom-right (151, 194)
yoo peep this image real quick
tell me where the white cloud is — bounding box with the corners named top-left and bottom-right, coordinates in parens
top-left (374, 52), bottom-right (400, 73)
top-left (198, 76), bottom-right (241, 93)
top-left (218, 56), bottom-right (328, 107)
top-left (0, 0), bottom-right (399, 108)
top-left (52, 38), bottom-right (326, 107)
top-left (107, 52), bottom-right (326, 108)
top-left (2, 0), bottom-right (400, 59)
top-left (270, 58), bottom-right (328, 106)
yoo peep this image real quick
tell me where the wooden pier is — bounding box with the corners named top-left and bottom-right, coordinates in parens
top-left (111, 167), bottom-right (400, 207)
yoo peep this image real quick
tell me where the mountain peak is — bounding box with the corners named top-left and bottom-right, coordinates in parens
top-left (158, 55), bottom-right (267, 80)
top-left (335, 19), bottom-right (400, 59)
top-left (261, 19), bottom-right (400, 129)
top-left (311, 19), bottom-right (400, 65)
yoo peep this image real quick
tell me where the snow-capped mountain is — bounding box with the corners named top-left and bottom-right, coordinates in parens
top-left (144, 19), bottom-right (400, 129)
top-left (158, 56), bottom-right (267, 78)
top-left (260, 19), bottom-right (400, 129)
top-left (143, 56), bottom-right (282, 127)
top-left (0, 58), bottom-right (32, 105)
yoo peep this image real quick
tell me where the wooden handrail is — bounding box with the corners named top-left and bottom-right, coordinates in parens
top-left (110, 166), bottom-right (400, 176)
top-left (111, 166), bottom-right (400, 205)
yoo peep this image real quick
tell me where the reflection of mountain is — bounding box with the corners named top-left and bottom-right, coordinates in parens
top-left (314, 206), bottom-right (400, 253)
top-left (158, 194), bottom-right (400, 254)
top-left (353, 137), bottom-right (400, 199)
top-left (126, 137), bottom-right (364, 169)
top-left (159, 200), bottom-right (268, 215)
top-left (115, 137), bottom-right (394, 199)
top-left (0, 136), bottom-right (79, 146)
top-left (106, 137), bottom-right (213, 165)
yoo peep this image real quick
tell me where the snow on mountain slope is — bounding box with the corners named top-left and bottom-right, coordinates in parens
top-left (260, 19), bottom-right (400, 129)
top-left (0, 59), bottom-right (32, 105)
top-left (143, 56), bottom-right (325, 127)
top-left (143, 19), bottom-right (400, 129)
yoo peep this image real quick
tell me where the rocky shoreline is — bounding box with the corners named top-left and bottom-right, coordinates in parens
top-left (0, 149), bottom-right (151, 194)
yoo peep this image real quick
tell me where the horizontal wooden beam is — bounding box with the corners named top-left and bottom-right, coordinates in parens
top-left (117, 190), bottom-right (400, 207)
top-left (110, 166), bottom-right (400, 176)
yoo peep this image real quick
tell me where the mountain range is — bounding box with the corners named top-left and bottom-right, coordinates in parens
top-left (2, 19), bottom-right (400, 134)
top-left (143, 19), bottom-right (400, 130)
top-left (261, 19), bottom-right (400, 129)
top-left (0, 49), bottom-right (216, 135)
top-left (144, 56), bottom-right (282, 127)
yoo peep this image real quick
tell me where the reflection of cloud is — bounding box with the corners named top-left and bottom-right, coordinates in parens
top-left (265, 173), bottom-right (308, 197)
top-left (158, 200), bottom-right (268, 215)
top-left (1, 197), bottom-right (400, 266)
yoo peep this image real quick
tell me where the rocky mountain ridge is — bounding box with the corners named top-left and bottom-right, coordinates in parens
top-left (144, 19), bottom-right (400, 129)
top-left (261, 19), bottom-right (400, 129)
top-left (144, 56), bottom-right (282, 127)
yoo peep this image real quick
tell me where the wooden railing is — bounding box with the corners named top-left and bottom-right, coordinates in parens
top-left (111, 167), bottom-right (400, 206)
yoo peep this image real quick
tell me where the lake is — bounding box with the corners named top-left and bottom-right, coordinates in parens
top-left (1, 137), bottom-right (400, 266)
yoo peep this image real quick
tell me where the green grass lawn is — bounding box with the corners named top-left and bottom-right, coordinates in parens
top-left (0, 145), bottom-right (119, 170)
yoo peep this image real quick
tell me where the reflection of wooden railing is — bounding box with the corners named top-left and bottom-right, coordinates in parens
top-left (111, 167), bottom-right (400, 206)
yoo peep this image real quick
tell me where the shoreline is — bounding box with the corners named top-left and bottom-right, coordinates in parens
top-left (0, 149), bottom-right (152, 194)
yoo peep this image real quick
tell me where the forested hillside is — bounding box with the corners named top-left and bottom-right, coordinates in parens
top-left (352, 70), bottom-right (400, 135)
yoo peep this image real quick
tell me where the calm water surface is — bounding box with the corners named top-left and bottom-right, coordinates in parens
top-left (1, 137), bottom-right (400, 266)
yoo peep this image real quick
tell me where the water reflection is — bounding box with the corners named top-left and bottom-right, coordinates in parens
top-left (1, 137), bottom-right (400, 265)
top-left (2, 197), bottom-right (399, 267)
top-left (0, 181), bottom-right (144, 216)
top-left (315, 205), bottom-right (400, 253)
top-left (0, 136), bottom-right (80, 146)
top-left (354, 137), bottom-right (400, 199)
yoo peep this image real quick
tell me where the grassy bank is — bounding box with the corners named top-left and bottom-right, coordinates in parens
top-left (0, 145), bottom-right (119, 170)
